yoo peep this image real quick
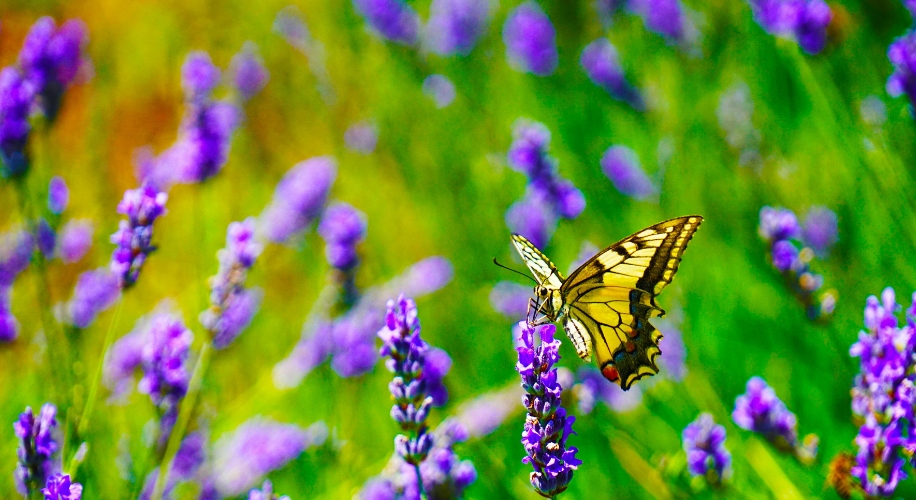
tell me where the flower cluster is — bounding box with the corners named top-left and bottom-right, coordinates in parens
top-left (0, 229), bottom-right (34, 341)
top-left (200, 218), bottom-right (264, 349)
top-left (502, 2), bottom-right (558, 76)
top-left (849, 288), bottom-right (916, 497)
top-left (717, 82), bottom-right (762, 168)
top-left (758, 205), bottom-right (837, 320)
top-left (505, 119), bottom-right (585, 249)
top-left (15, 403), bottom-right (61, 496)
top-left (0, 68), bottom-right (36, 177)
top-left (318, 203), bottom-right (367, 305)
top-left (110, 183), bottom-right (168, 288)
top-left (888, 31), bottom-right (916, 113)
top-left (746, 0), bottom-right (832, 54)
top-left (627, 0), bottom-right (700, 52)
top-left (41, 473), bottom-right (82, 500)
top-left (249, 480), bottom-right (290, 500)
top-left (66, 267), bottom-right (121, 329)
top-left (580, 39), bottom-right (644, 110)
top-left (425, 0), bottom-right (492, 56)
top-left (230, 42), bottom-right (270, 102)
top-left (600, 145), bottom-right (658, 201)
top-left (352, 0), bottom-right (420, 45)
top-left (379, 295), bottom-right (437, 465)
top-left (682, 413), bottom-right (732, 484)
top-left (18, 17), bottom-right (90, 120)
top-left (733, 377), bottom-right (818, 461)
top-left (516, 322), bottom-right (581, 497)
top-left (259, 157), bottom-right (337, 244)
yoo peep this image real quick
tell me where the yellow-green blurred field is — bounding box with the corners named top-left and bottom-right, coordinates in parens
top-left (3, 0), bottom-right (916, 498)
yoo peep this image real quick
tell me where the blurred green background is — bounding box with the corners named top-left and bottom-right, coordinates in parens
top-left (2, 0), bottom-right (916, 498)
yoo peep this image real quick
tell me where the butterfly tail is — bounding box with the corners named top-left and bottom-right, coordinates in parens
top-left (599, 314), bottom-right (664, 391)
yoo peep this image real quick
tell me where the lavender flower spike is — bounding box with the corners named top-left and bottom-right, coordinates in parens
top-left (0, 67), bottom-right (36, 177)
top-left (580, 39), bottom-right (645, 110)
top-left (503, 2), bottom-right (558, 76)
top-left (733, 377), bottom-right (818, 461)
top-left (424, 0), bottom-right (492, 56)
top-left (41, 473), bottom-right (82, 500)
top-left (48, 176), bottom-right (69, 214)
top-left (683, 413), bottom-right (732, 484)
top-left (888, 31), bottom-right (916, 113)
top-left (19, 17), bottom-right (90, 121)
top-left (110, 183), bottom-right (168, 288)
top-left (66, 267), bottom-right (121, 328)
top-left (379, 295), bottom-right (436, 465)
top-left (15, 403), bottom-right (61, 496)
top-left (353, 0), bottom-right (420, 45)
top-left (249, 480), bottom-right (290, 500)
top-left (259, 157), bottom-right (337, 243)
top-left (516, 322), bottom-right (581, 497)
top-left (600, 145), bottom-right (658, 201)
top-left (231, 42), bottom-right (270, 101)
top-left (747, 0), bottom-right (832, 55)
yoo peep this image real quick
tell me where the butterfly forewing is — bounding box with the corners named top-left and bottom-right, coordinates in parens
top-left (510, 234), bottom-right (564, 288)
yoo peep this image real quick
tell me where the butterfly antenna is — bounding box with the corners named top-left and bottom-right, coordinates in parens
top-left (492, 258), bottom-right (537, 284)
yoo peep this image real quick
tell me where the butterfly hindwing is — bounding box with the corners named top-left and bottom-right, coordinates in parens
top-left (511, 234), bottom-right (564, 288)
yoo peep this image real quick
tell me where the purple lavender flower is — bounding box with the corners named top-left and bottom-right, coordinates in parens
top-left (110, 183), bottom-right (168, 287)
top-left (139, 432), bottom-right (206, 500)
top-left (627, 0), bottom-right (699, 50)
top-left (19, 17), bottom-right (90, 120)
top-left (177, 100), bottom-right (240, 183)
top-left (66, 268), bottom-right (121, 328)
top-left (182, 52), bottom-right (221, 102)
top-left (353, 0), bottom-right (420, 45)
top-left (489, 280), bottom-right (531, 319)
top-left (655, 317), bottom-right (687, 382)
top-left (212, 418), bottom-right (327, 496)
top-left (424, 0), bottom-right (492, 56)
top-left (516, 322), bottom-right (581, 497)
top-left (580, 39), bottom-right (645, 110)
top-left (505, 197), bottom-right (557, 256)
top-left (379, 295), bottom-right (436, 465)
top-left (249, 480), bottom-right (289, 500)
top-left (849, 288), bottom-right (916, 496)
top-left (771, 239), bottom-right (798, 271)
top-left (422, 74), bottom-right (457, 108)
top-left (15, 403), bottom-right (61, 496)
top-left (682, 413), bottom-right (732, 483)
top-left (733, 377), bottom-right (818, 460)
top-left (231, 43), bottom-right (270, 101)
top-left (801, 206), bottom-right (838, 256)
top-left (0, 287), bottom-right (19, 341)
top-left (41, 473), bottom-right (82, 500)
top-left (58, 220), bottom-right (93, 263)
top-left (503, 2), bottom-right (559, 76)
top-left (48, 176), bottom-right (69, 214)
top-left (455, 386), bottom-right (524, 438)
top-left (0, 67), bottom-right (36, 177)
top-left (318, 203), bottom-right (367, 271)
top-left (574, 366), bottom-right (644, 414)
top-left (36, 219), bottom-right (56, 259)
top-left (747, 0), bottom-right (832, 54)
top-left (600, 145), bottom-right (658, 201)
top-left (345, 122), bottom-right (379, 154)
top-left (888, 31), bottom-right (916, 111)
top-left (758, 206), bottom-right (800, 241)
top-left (259, 157), bottom-right (337, 243)
top-left (200, 218), bottom-right (264, 349)
top-left (0, 229), bottom-right (34, 286)
top-left (137, 312), bottom-right (193, 416)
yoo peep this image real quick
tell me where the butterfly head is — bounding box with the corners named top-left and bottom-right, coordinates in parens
top-left (529, 285), bottom-right (563, 325)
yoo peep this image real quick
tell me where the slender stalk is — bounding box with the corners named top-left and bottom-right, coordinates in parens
top-left (413, 463), bottom-right (427, 500)
top-left (149, 340), bottom-right (212, 500)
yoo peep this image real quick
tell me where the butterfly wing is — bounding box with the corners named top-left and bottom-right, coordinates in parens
top-left (561, 215), bottom-right (703, 390)
top-left (510, 234), bottom-right (564, 288)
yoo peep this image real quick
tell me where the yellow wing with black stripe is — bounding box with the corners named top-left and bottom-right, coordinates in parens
top-left (562, 215), bottom-right (703, 390)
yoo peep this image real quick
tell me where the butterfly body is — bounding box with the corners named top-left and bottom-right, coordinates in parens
top-left (511, 215), bottom-right (703, 390)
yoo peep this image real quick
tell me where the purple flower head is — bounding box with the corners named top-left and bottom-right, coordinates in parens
top-left (758, 206), bottom-right (800, 242)
top-left (345, 122), bottom-right (379, 154)
top-left (888, 31), bottom-right (916, 110)
top-left (771, 239), bottom-right (798, 271)
top-left (682, 413), bottom-right (732, 482)
top-left (516, 322), bottom-right (580, 497)
top-left (330, 310), bottom-right (383, 377)
top-left (249, 480), bottom-right (290, 500)
top-left (0, 287), bottom-right (19, 341)
top-left (110, 183), bottom-right (168, 287)
top-left (601, 145), bottom-right (659, 201)
top-left (66, 268), bottom-right (121, 328)
top-left (503, 2), bottom-right (558, 76)
top-left (137, 311), bottom-right (193, 407)
top-left (655, 317), bottom-right (688, 382)
top-left (490, 280), bottom-right (531, 319)
top-left (318, 203), bottom-right (367, 271)
top-left (455, 386), bottom-right (524, 438)
top-left (733, 377), bottom-right (813, 455)
top-left (177, 100), bottom-right (241, 183)
top-left (41, 473), bottom-right (82, 500)
top-left (212, 418), bottom-right (327, 496)
top-left (15, 403), bottom-right (61, 496)
top-left (580, 39), bottom-right (645, 110)
top-left (36, 219), bottom-right (56, 259)
top-left (422, 74), bottom-right (457, 108)
top-left (505, 196), bottom-right (557, 250)
top-left (0, 67), bottom-right (36, 177)
top-left (801, 206), bottom-right (838, 256)
top-left (48, 176), bottom-right (69, 214)
top-left (231, 43), bottom-right (269, 101)
top-left (627, 0), bottom-right (696, 47)
top-left (507, 119), bottom-right (554, 177)
top-left (0, 229), bottom-right (34, 287)
top-left (794, 0), bottom-right (832, 54)
top-left (747, 0), bottom-right (832, 54)
top-left (58, 220), bottom-right (94, 263)
top-left (259, 157), bottom-right (337, 243)
top-left (425, 0), bottom-right (492, 56)
top-left (353, 0), bottom-right (420, 45)
top-left (19, 17), bottom-right (90, 120)
top-left (182, 52), bottom-right (221, 102)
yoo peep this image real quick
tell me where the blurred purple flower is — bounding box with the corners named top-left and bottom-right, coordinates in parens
top-left (0, 67), bottom-right (36, 177)
top-left (231, 42), bottom-right (270, 101)
top-left (505, 196), bottom-right (557, 250)
top-left (137, 311), bottom-right (193, 410)
top-left (272, 321), bottom-right (336, 389)
top-left (771, 239), bottom-right (798, 271)
top-left (182, 52), bottom-right (221, 102)
top-left (425, 0), bottom-right (492, 56)
top-left (110, 183), bottom-right (168, 287)
top-left (888, 32), bottom-right (916, 110)
top-left (801, 205), bottom-right (838, 256)
top-left (178, 100), bottom-right (240, 183)
top-left (318, 203), bottom-right (367, 271)
top-left (455, 385), bottom-right (524, 438)
top-left (683, 413), bottom-right (731, 483)
top-left (628, 0), bottom-right (700, 51)
top-left (733, 376), bottom-right (818, 460)
top-left (747, 0), bottom-right (832, 54)
top-left (0, 287), bottom-right (19, 341)
top-left (329, 309), bottom-right (382, 377)
top-left (580, 39), bottom-right (645, 110)
top-left (249, 480), bottom-right (289, 500)
top-left (201, 218), bottom-right (264, 349)
top-left (574, 366), bottom-right (644, 414)
top-left (655, 317), bottom-right (688, 382)
top-left (48, 176), bottom-right (69, 214)
top-left (41, 473), bottom-right (82, 500)
top-left (58, 220), bottom-right (93, 263)
top-left (19, 17), bottom-right (90, 120)
top-left (15, 403), bottom-right (61, 496)
top-left (0, 229), bottom-right (34, 286)
top-left (353, 0), bottom-right (420, 45)
top-left (758, 206), bottom-right (800, 241)
top-left (422, 74), bottom-right (457, 108)
top-left (139, 431), bottom-right (207, 500)
top-left (36, 219), bottom-right (56, 259)
top-left (489, 280), bottom-right (531, 319)
top-left (259, 157), bottom-right (337, 243)
top-left (345, 122), bottom-right (379, 154)
top-left (66, 268), bottom-right (120, 328)
top-left (601, 145), bottom-right (658, 201)
top-left (212, 418), bottom-right (327, 496)
top-left (503, 2), bottom-right (558, 76)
